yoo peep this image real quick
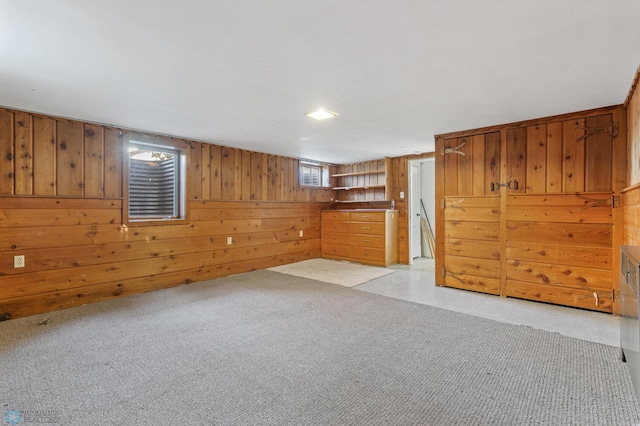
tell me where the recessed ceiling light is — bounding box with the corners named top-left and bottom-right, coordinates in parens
top-left (306, 108), bottom-right (338, 120)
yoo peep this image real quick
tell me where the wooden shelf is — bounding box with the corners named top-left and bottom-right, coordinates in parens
top-left (331, 170), bottom-right (385, 178)
top-left (333, 185), bottom-right (386, 191)
top-left (332, 157), bottom-right (391, 203)
top-left (333, 199), bottom-right (387, 203)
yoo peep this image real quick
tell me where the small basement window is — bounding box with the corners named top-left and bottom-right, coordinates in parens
top-left (124, 138), bottom-right (187, 224)
top-left (300, 161), bottom-right (330, 188)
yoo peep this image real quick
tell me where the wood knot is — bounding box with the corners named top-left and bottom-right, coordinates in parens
top-left (60, 142), bottom-right (67, 150)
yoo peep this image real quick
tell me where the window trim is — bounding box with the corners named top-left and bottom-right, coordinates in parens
top-left (299, 161), bottom-right (330, 188)
top-left (122, 133), bottom-right (189, 226)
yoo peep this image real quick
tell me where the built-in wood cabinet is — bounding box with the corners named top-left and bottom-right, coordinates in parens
top-left (322, 209), bottom-right (398, 266)
top-left (435, 106), bottom-right (626, 313)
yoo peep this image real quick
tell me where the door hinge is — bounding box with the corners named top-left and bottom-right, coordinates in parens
top-left (441, 199), bottom-right (445, 209)
top-left (612, 195), bottom-right (621, 209)
top-left (612, 289), bottom-right (620, 302)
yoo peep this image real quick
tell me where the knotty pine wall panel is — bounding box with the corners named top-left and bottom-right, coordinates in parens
top-left (0, 106), bottom-right (334, 320)
top-left (624, 69), bottom-right (640, 248)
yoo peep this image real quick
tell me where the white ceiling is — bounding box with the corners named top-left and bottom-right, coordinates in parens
top-left (1, 1), bottom-right (640, 164)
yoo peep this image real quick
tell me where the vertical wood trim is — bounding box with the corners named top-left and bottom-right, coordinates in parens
top-left (435, 137), bottom-right (445, 285)
top-left (56, 121), bottom-right (84, 196)
top-left (33, 116), bottom-right (57, 195)
top-left (0, 110), bottom-right (15, 195)
top-left (584, 115), bottom-right (612, 192)
top-left (260, 153), bottom-right (268, 201)
top-left (234, 149), bottom-right (242, 200)
top-left (546, 122), bottom-right (563, 193)
top-left (484, 132), bottom-right (500, 195)
top-left (291, 159), bottom-right (298, 201)
top-left (443, 138), bottom-right (458, 196)
top-left (103, 128), bottom-right (122, 198)
top-left (471, 134), bottom-right (485, 195)
top-left (505, 127), bottom-right (526, 193)
top-left (456, 137), bottom-right (472, 196)
top-left (14, 112), bottom-right (33, 195)
top-left (612, 107), bottom-right (627, 316)
top-left (241, 150), bottom-right (251, 200)
top-left (525, 124), bottom-right (546, 193)
top-left (210, 145), bottom-right (222, 200)
top-left (384, 157), bottom-right (392, 201)
top-left (201, 144), bottom-right (211, 200)
top-left (250, 152), bottom-right (261, 200)
top-left (221, 146), bottom-right (234, 200)
top-left (499, 130), bottom-right (507, 297)
top-left (83, 124), bottom-right (104, 197)
top-left (281, 157), bottom-right (289, 201)
top-left (562, 119), bottom-right (585, 192)
top-left (189, 142), bottom-right (202, 200)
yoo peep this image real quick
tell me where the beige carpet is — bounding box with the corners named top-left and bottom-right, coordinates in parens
top-left (268, 258), bottom-right (394, 287)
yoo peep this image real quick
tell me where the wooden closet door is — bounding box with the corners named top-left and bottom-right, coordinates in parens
top-left (503, 115), bottom-right (614, 312)
top-left (436, 132), bottom-right (501, 295)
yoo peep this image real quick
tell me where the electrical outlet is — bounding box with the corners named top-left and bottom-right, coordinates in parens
top-left (14, 255), bottom-right (25, 268)
top-left (227, 237), bottom-right (232, 245)
top-left (399, 191), bottom-right (405, 199)
top-left (299, 230), bottom-right (303, 237)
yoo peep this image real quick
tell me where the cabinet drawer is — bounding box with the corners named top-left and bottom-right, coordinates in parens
top-left (351, 212), bottom-right (384, 222)
top-left (351, 246), bottom-right (385, 262)
top-left (323, 243), bottom-right (351, 258)
top-left (323, 232), bottom-right (350, 245)
top-left (350, 222), bottom-right (384, 235)
top-left (322, 211), bottom-right (351, 221)
top-left (323, 220), bottom-right (350, 233)
top-left (350, 234), bottom-right (385, 248)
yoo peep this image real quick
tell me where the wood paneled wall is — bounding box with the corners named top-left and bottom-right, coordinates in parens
top-left (624, 67), bottom-right (640, 247)
top-left (0, 107), bottom-right (333, 320)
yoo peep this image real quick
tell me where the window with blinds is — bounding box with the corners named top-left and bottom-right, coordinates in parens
top-left (127, 141), bottom-right (186, 222)
top-left (299, 161), bottom-right (331, 188)
top-left (300, 163), bottom-right (322, 187)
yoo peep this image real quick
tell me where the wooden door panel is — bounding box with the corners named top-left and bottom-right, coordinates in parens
top-left (506, 241), bottom-right (611, 270)
top-left (506, 260), bottom-right (611, 292)
top-left (505, 205), bottom-right (612, 224)
top-left (445, 221), bottom-right (500, 241)
top-left (506, 127), bottom-right (526, 193)
top-left (506, 280), bottom-right (611, 313)
top-left (445, 239), bottom-right (500, 260)
top-left (445, 206), bottom-right (500, 222)
top-left (585, 114), bottom-right (613, 192)
top-left (525, 124), bottom-right (546, 193)
top-left (506, 222), bottom-right (611, 246)
top-left (444, 256), bottom-right (500, 280)
top-left (445, 275), bottom-right (500, 295)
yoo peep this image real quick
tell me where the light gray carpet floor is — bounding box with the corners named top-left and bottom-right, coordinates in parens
top-left (1, 270), bottom-right (639, 425)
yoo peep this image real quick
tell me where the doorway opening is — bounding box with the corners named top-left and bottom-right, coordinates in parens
top-left (409, 158), bottom-right (436, 265)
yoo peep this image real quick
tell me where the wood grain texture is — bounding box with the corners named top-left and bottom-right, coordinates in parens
top-left (103, 128), bottom-right (122, 198)
top-left (437, 106), bottom-right (624, 312)
top-left (0, 198), bottom-right (327, 319)
top-left (56, 121), bottom-right (84, 196)
top-left (33, 116), bottom-right (56, 195)
top-left (0, 110), bottom-right (14, 194)
top-left (83, 124), bottom-right (104, 197)
top-left (14, 112), bottom-right (33, 195)
top-left (525, 124), bottom-right (546, 193)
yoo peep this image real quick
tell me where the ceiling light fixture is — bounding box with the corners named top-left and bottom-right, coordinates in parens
top-left (306, 108), bottom-right (338, 120)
